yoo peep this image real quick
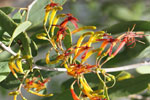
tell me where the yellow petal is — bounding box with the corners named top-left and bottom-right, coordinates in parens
top-left (46, 52), bottom-right (50, 64)
top-left (28, 90), bottom-right (53, 97)
top-left (48, 7), bottom-right (63, 30)
top-left (36, 33), bottom-right (48, 40)
top-left (9, 91), bottom-right (19, 95)
top-left (46, 51), bottom-right (61, 64)
top-left (16, 58), bottom-right (24, 73)
top-left (44, 11), bottom-right (50, 25)
top-left (81, 48), bottom-right (102, 63)
top-left (117, 71), bottom-right (132, 81)
top-left (80, 76), bottom-right (93, 93)
top-left (71, 26), bottom-right (96, 34)
top-left (75, 32), bottom-right (94, 55)
top-left (14, 95), bottom-right (17, 100)
top-left (51, 14), bottom-right (66, 36)
top-left (94, 31), bottom-right (105, 35)
top-left (9, 61), bottom-right (20, 72)
top-left (9, 65), bottom-right (18, 78)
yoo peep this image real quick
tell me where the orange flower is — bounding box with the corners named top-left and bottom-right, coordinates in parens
top-left (54, 25), bottom-right (68, 42)
top-left (24, 77), bottom-right (53, 97)
top-left (70, 81), bottom-right (80, 100)
top-left (44, 0), bottom-right (62, 26)
top-left (64, 63), bottom-right (96, 77)
top-left (79, 76), bottom-right (105, 100)
top-left (24, 77), bottom-right (49, 92)
top-left (60, 13), bottom-right (79, 29)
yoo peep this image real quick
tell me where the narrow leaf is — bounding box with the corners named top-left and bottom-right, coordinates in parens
top-left (63, 29), bottom-right (72, 49)
top-left (109, 74), bottom-right (150, 97)
top-left (0, 73), bottom-right (21, 89)
top-left (0, 10), bottom-right (17, 35)
top-left (30, 40), bottom-right (38, 57)
top-left (9, 21), bottom-right (32, 46)
top-left (0, 61), bottom-right (10, 82)
top-left (136, 66), bottom-right (150, 74)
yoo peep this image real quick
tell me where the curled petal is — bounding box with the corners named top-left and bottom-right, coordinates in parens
top-left (73, 46), bottom-right (90, 60)
top-left (97, 41), bottom-right (108, 56)
top-left (28, 90), bottom-right (53, 97)
top-left (60, 15), bottom-right (79, 28)
top-left (81, 48), bottom-right (102, 63)
top-left (46, 51), bottom-right (63, 64)
top-left (44, 11), bottom-right (50, 25)
top-left (95, 31), bottom-right (105, 35)
top-left (117, 71), bottom-right (132, 81)
top-left (51, 14), bottom-right (66, 36)
top-left (14, 95), bottom-right (17, 100)
top-left (80, 76), bottom-right (93, 93)
top-left (75, 32), bottom-right (94, 55)
top-left (36, 33), bottom-right (48, 40)
top-left (70, 20), bottom-right (79, 29)
top-left (49, 7), bottom-right (63, 29)
top-left (72, 26), bottom-right (96, 34)
top-left (44, 2), bottom-right (59, 12)
top-left (9, 91), bottom-right (19, 96)
top-left (46, 52), bottom-right (50, 64)
top-left (112, 38), bottom-right (127, 57)
top-left (70, 81), bottom-right (80, 100)
top-left (16, 58), bottom-right (24, 73)
top-left (9, 65), bottom-right (18, 78)
top-left (9, 61), bottom-right (20, 72)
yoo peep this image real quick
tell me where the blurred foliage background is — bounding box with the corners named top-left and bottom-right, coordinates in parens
top-left (0, 0), bottom-right (150, 100)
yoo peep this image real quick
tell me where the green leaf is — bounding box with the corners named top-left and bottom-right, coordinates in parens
top-left (136, 46), bottom-right (150, 60)
top-left (0, 73), bottom-right (21, 89)
top-left (0, 10), bottom-right (33, 66)
top-left (12, 10), bottom-right (22, 23)
top-left (109, 74), bottom-right (150, 98)
top-left (30, 40), bottom-right (38, 57)
top-left (9, 21), bottom-right (32, 45)
top-left (63, 29), bottom-right (72, 49)
top-left (135, 46), bottom-right (150, 74)
top-left (0, 45), bottom-right (19, 62)
top-left (0, 10), bottom-right (17, 35)
top-left (0, 27), bottom-right (5, 40)
top-left (136, 66), bottom-right (150, 74)
top-left (103, 21), bottom-right (150, 34)
top-left (27, 0), bottom-right (66, 29)
top-left (0, 61), bottom-right (10, 82)
top-left (0, 7), bottom-right (15, 15)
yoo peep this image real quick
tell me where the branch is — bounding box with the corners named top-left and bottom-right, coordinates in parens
top-left (0, 41), bottom-right (17, 56)
top-left (32, 61), bottom-right (150, 72)
top-left (0, 41), bottom-right (149, 73)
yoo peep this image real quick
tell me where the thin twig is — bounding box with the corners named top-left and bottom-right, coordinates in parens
top-left (32, 61), bottom-right (150, 73)
top-left (0, 41), bottom-right (17, 56)
top-left (0, 41), bottom-right (150, 73)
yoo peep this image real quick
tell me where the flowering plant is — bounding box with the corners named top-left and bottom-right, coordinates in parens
top-left (0, 0), bottom-right (150, 100)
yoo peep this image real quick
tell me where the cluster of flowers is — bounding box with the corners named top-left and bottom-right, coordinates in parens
top-left (8, 0), bottom-right (146, 100)
top-left (37, 0), bottom-right (147, 100)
